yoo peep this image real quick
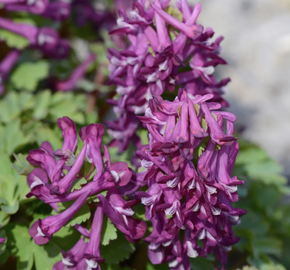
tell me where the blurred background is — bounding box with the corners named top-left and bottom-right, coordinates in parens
top-left (194, 0), bottom-right (290, 177)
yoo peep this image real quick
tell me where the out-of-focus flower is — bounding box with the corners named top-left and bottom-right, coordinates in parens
top-left (0, 49), bottom-right (20, 95)
top-left (44, 0), bottom-right (72, 21)
top-left (1, 0), bottom-right (48, 14)
top-left (56, 53), bottom-right (96, 92)
top-left (0, 18), bottom-right (70, 59)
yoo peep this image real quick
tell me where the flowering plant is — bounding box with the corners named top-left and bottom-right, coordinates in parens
top-left (0, 1), bottom-right (289, 270)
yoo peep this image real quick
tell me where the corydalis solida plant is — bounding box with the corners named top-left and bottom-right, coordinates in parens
top-left (23, 0), bottom-right (245, 269)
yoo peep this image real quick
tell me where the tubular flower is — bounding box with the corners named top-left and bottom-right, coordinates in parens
top-left (0, 49), bottom-right (20, 95)
top-left (107, 0), bottom-right (230, 152)
top-left (97, 186), bottom-right (147, 242)
top-left (136, 89), bottom-right (245, 268)
top-left (29, 190), bottom-right (90, 245)
top-left (83, 204), bottom-right (104, 270)
top-left (53, 238), bottom-right (87, 270)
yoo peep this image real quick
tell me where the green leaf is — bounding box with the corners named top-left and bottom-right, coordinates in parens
top-left (102, 265), bottom-right (132, 270)
top-left (245, 160), bottom-right (287, 187)
top-left (51, 226), bottom-right (81, 251)
top-left (76, 79), bottom-right (96, 92)
top-left (165, 6), bottom-right (183, 22)
top-left (89, 43), bottom-right (109, 65)
top-left (0, 150), bottom-right (14, 177)
top-left (253, 237), bottom-right (282, 256)
top-left (0, 28), bottom-right (29, 49)
top-left (3, 223), bottom-right (62, 270)
top-left (235, 148), bottom-right (268, 165)
top-left (33, 91), bottom-right (51, 120)
top-left (35, 127), bottom-right (62, 150)
top-left (0, 92), bottom-right (22, 123)
top-left (11, 61), bottom-right (49, 91)
top-left (146, 262), bottom-right (169, 270)
top-left (260, 263), bottom-right (286, 270)
top-left (100, 232), bottom-right (135, 264)
top-left (1, 201), bottom-right (19, 214)
top-left (49, 98), bottom-right (85, 124)
top-left (137, 129), bottom-right (149, 145)
top-left (64, 202), bottom-right (91, 227)
top-left (33, 240), bottom-right (62, 270)
top-left (69, 177), bottom-right (87, 192)
top-left (0, 174), bottom-right (29, 215)
top-left (0, 211), bottom-right (10, 227)
top-left (101, 217), bottom-right (117, 246)
top-left (190, 257), bottom-right (215, 270)
top-left (0, 120), bottom-right (30, 155)
top-left (11, 153), bottom-right (34, 176)
top-left (89, 190), bottom-right (108, 203)
top-left (49, 99), bottom-right (78, 117)
top-left (3, 224), bottom-right (33, 269)
top-left (201, 118), bottom-right (208, 132)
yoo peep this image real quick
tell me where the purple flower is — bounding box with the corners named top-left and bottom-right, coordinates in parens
top-left (26, 168), bottom-right (59, 211)
top-left (80, 124), bottom-right (105, 180)
top-left (0, 49), bottom-right (20, 95)
top-left (47, 143), bottom-right (87, 194)
top-left (52, 116), bottom-right (78, 182)
top-left (0, 18), bottom-right (70, 59)
top-left (83, 204), bottom-right (104, 270)
top-left (56, 53), bottom-right (96, 92)
top-left (27, 142), bottom-right (59, 182)
top-left (44, 0), bottom-right (71, 21)
top-left (3, 0), bottom-right (48, 14)
top-left (97, 186), bottom-right (147, 242)
top-left (73, 224), bottom-right (90, 238)
top-left (29, 190), bottom-right (90, 245)
top-left (103, 145), bottom-right (133, 187)
top-left (53, 238), bottom-right (87, 270)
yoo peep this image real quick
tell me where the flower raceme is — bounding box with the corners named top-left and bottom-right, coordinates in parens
top-left (135, 89), bottom-right (246, 269)
top-left (107, 0), bottom-right (230, 152)
top-left (26, 116), bottom-right (146, 269)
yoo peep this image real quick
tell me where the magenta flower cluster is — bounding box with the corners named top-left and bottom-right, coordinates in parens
top-left (27, 116), bottom-right (147, 269)
top-left (20, 0), bottom-right (246, 269)
top-left (107, 0), bottom-right (230, 152)
top-left (135, 89), bottom-right (246, 268)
